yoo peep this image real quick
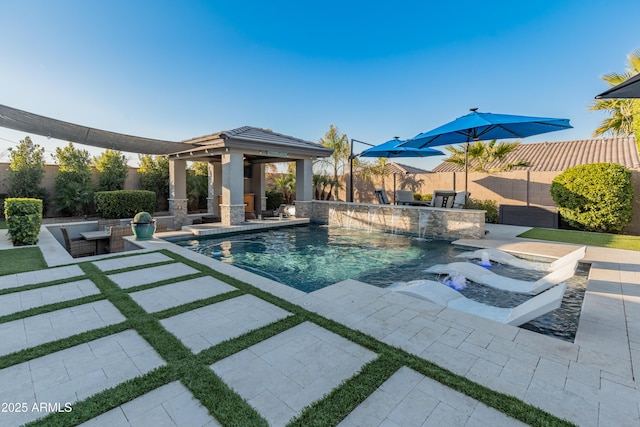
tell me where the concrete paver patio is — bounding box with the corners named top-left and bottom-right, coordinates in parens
top-left (1, 223), bottom-right (639, 426)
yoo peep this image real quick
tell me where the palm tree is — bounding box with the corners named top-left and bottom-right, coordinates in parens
top-left (444, 140), bottom-right (530, 173)
top-left (318, 124), bottom-right (349, 200)
top-left (590, 49), bottom-right (640, 144)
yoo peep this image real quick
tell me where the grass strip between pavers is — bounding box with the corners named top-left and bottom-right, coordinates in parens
top-left (0, 293), bottom-right (105, 324)
top-left (5, 249), bottom-right (576, 427)
top-left (23, 366), bottom-right (178, 427)
top-left (288, 354), bottom-right (403, 427)
top-left (0, 273), bottom-right (88, 296)
top-left (0, 322), bottom-right (131, 370)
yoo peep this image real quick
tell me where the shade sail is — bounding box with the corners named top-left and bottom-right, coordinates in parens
top-left (0, 104), bottom-right (186, 155)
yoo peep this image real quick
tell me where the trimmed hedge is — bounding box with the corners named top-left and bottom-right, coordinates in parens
top-left (4, 198), bottom-right (43, 245)
top-left (551, 162), bottom-right (633, 233)
top-left (94, 190), bottom-right (157, 219)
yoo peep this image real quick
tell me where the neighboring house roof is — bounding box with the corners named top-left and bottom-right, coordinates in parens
top-left (387, 162), bottom-right (431, 175)
top-left (431, 136), bottom-right (640, 172)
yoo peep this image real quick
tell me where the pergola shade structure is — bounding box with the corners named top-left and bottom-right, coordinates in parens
top-left (0, 104), bottom-right (333, 226)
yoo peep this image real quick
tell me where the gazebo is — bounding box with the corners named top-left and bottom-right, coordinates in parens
top-left (167, 126), bottom-right (333, 227)
top-left (0, 104), bottom-right (333, 227)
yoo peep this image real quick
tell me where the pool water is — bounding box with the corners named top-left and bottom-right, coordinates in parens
top-left (175, 224), bottom-right (587, 341)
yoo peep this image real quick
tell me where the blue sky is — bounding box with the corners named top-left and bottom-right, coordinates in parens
top-left (1, 0), bottom-right (639, 170)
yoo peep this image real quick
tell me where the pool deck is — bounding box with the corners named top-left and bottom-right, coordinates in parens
top-left (0, 223), bottom-right (638, 426)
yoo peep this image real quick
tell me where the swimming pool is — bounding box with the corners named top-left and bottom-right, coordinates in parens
top-left (175, 224), bottom-right (587, 341)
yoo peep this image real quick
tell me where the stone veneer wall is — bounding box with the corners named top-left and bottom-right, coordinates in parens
top-left (304, 201), bottom-right (485, 239)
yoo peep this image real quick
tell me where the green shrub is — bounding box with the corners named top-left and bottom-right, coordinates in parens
top-left (469, 199), bottom-right (499, 223)
top-left (266, 190), bottom-right (284, 210)
top-left (4, 198), bottom-right (43, 245)
top-left (413, 193), bottom-right (432, 202)
top-left (551, 163), bottom-right (633, 232)
top-left (94, 190), bottom-right (156, 219)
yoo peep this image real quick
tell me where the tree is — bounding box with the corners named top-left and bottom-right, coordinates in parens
top-left (186, 162), bottom-right (208, 212)
top-left (7, 136), bottom-right (48, 202)
top-left (272, 173), bottom-right (295, 204)
top-left (318, 124), bottom-right (349, 200)
top-left (54, 142), bottom-right (93, 216)
top-left (94, 149), bottom-right (129, 191)
top-left (138, 155), bottom-right (170, 210)
top-left (444, 140), bottom-right (530, 173)
top-left (589, 49), bottom-right (640, 146)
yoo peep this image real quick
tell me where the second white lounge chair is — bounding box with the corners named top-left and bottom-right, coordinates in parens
top-left (456, 246), bottom-right (586, 272)
top-left (388, 279), bottom-right (567, 326)
top-left (424, 261), bottom-right (577, 295)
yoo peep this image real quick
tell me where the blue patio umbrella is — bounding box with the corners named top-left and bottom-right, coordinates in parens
top-left (359, 137), bottom-right (444, 158)
top-left (400, 109), bottom-right (572, 204)
top-left (356, 137), bottom-right (444, 202)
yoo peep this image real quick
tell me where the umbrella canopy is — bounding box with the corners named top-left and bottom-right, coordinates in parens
top-left (401, 109), bottom-right (572, 149)
top-left (360, 137), bottom-right (444, 158)
top-left (595, 73), bottom-right (640, 99)
top-left (399, 109), bottom-right (572, 206)
top-left (348, 138), bottom-right (443, 203)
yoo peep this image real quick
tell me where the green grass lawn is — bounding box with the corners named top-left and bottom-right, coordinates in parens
top-left (0, 247), bottom-right (48, 275)
top-left (518, 228), bottom-right (640, 251)
top-left (0, 220), bottom-right (6, 229)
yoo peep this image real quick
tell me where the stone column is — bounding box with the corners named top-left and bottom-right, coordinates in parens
top-left (207, 161), bottom-right (222, 216)
top-left (295, 159), bottom-right (313, 218)
top-left (169, 159), bottom-right (188, 229)
top-left (250, 163), bottom-right (266, 214)
top-left (220, 151), bottom-right (245, 225)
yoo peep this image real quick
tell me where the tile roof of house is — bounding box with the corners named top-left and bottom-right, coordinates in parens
top-left (387, 162), bottom-right (431, 175)
top-left (431, 136), bottom-right (640, 172)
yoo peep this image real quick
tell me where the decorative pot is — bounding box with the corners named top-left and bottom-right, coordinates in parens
top-left (131, 220), bottom-right (156, 240)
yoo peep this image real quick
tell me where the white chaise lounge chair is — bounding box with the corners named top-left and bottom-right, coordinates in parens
top-left (388, 279), bottom-right (567, 326)
top-left (424, 261), bottom-right (577, 295)
top-left (456, 246), bottom-right (586, 272)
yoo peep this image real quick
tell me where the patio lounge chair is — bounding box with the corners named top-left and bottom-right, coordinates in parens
top-left (456, 246), bottom-right (586, 272)
top-left (429, 190), bottom-right (456, 208)
top-left (60, 227), bottom-right (95, 258)
top-left (375, 188), bottom-right (390, 204)
top-left (424, 261), bottom-right (578, 295)
top-left (452, 191), bottom-right (470, 209)
top-left (396, 190), bottom-right (430, 206)
top-left (388, 279), bottom-right (567, 326)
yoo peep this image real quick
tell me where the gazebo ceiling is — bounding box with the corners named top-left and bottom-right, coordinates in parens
top-left (0, 104), bottom-right (333, 161)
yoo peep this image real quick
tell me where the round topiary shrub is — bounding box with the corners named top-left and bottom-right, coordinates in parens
top-left (133, 211), bottom-right (153, 224)
top-left (550, 162), bottom-right (633, 233)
